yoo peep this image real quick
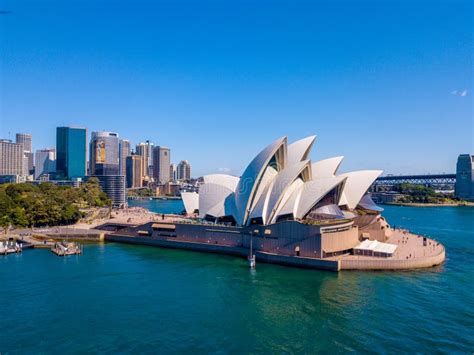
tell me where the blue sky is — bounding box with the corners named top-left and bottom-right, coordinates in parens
top-left (0, 0), bottom-right (472, 177)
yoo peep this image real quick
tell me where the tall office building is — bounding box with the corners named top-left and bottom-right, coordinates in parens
top-left (119, 139), bottom-right (131, 176)
top-left (89, 132), bottom-right (125, 207)
top-left (169, 163), bottom-right (176, 182)
top-left (455, 154), bottom-right (474, 201)
top-left (177, 160), bottom-right (191, 181)
top-left (153, 146), bottom-right (171, 184)
top-left (89, 131), bottom-right (120, 176)
top-left (24, 152), bottom-right (34, 175)
top-left (16, 133), bottom-right (34, 175)
top-left (0, 139), bottom-right (25, 176)
top-left (146, 140), bottom-right (154, 178)
top-left (56, 127), bottom-right (87, 179)
top-left (126, 155), bottom-right (143, 188)
top-left (15, 133), bottom-right (32, 152)
top-left (35, 149), bottom-right (56, 179)
top-left (135, 142), bottom-right (149, 178)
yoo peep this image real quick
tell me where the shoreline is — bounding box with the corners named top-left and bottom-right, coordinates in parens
top-left (127, 196), bottom-right (182, 200)
top-left (383, 202), bottom-right (474, 207)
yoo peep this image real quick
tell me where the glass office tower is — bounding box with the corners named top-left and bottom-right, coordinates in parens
top-left (89, 131), bottom-right (120, 176)
top-left (56, 127), bottom-right (87, 179)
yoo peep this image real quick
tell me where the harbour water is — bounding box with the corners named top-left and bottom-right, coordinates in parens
top-left (1, 201), bottom-right (473, 353)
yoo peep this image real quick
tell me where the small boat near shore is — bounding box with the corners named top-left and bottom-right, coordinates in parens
top-left (0, 240), bottom-right (22, 255)
top-left (51, 241), bottom-right (82, 256)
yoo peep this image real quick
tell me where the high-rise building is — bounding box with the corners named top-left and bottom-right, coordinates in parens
top-left (56, 127), bottom-right (87, 179)
top-left (146, 140), bottom-right (154, 178)
top-left (24, 152), bottom-right (34, 175)
top-left (0, 139), bottom-right (25, 176)
top-left (89, 132), bottom-right (126, 207)
top-left (89, 131), bottom-right (120, 176)
top-left (136, 142), bottom-right (149, 179)
top-left (35, 149), bottom-right (56, 179)
top-left (15, 133), bottom-right (32, 152)
top-left (16, 133), bottom-right (34, 175)
top-left (169, 163), bottom-right (176, 182)
top-left (455, 154), bottom-right (474, 201)
top-left (89, 175), bottom-right (126, 208)
top-left (126, 155), bottom-right (143, 188)
top-left (119, 139), bottom-right (131, 176)
top-left (153, 146), bottom-right (171, 184)
top-left (177, 160), bottom-right (191, 181)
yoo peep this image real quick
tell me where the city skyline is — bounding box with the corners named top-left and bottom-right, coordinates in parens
top-left (1, 0), bottom-right (472, 177)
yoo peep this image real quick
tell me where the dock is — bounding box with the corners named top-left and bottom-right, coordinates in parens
top-left (0, 240), bottom-right (22, 255)
top-left (51, 241), bottom-right (83, 256)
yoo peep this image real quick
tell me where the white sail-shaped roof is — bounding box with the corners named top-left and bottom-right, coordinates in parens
top-left (181, 192), bottom-right (199, 215)
top-left (198, 183), bottom-right (234, 218)
top-left (359, 194), bottom-right (384, 212)
top-left (338, 170), bottom-right (383, 210)
top-left (270, 178), bottom-right (305, 224)
top-left (203, 174), bottom-right (239, 192)
top-left (233, 137), bottom-right (287, 226)
top-left (295, 176), bottom-right (347, 219)
top-left (264, 160), bottom-right (312, 224)
top-left (275, 176), bottom-right (347, 221)
top-left (273, 184), bottom-right (303, 219)
top-left (250, 166), bottom-right (278, 213)
top-left (311, 156), bottom-right (344, 179)
top-left (287, 136), bottom-right (316, 166)
top-left (193, 135), bottom-right (384, 226)
top-left (248, 179), bottom-right (274, 224)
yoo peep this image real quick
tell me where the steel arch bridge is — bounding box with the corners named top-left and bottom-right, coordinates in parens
top-left (372, 174), bottom-right (456, 190)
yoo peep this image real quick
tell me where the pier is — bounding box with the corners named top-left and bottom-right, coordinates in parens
top-left (51, 241), bottom-right (83, 256)
top-left (0, 240), bottom-right (22, 255)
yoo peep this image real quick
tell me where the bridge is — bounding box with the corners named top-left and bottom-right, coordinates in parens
top-left (372, 174), bottom-right (456, 191)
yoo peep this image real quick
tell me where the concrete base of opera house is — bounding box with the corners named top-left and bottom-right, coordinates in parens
top-left (103, 218), bottom-right (446, 272)
top-left (336, 230), bottom-right (446, 270)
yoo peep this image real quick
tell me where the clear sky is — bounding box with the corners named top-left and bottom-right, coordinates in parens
top-left (0, 0), bottom-right (472, 177)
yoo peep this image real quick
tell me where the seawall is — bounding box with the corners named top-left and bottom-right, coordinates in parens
top-left (105, 234), bottom-right (340, 271)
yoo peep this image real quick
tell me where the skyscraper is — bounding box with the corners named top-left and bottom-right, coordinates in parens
top-left (15, 133), bottom-right (32, 152)
top-left (153, 146), bottom-right (171, 184)
top-left (56, 127), bottom-right (87, 179)
top-left (34, 149), bottom-right (56, 179)
top-left (169, 163), bottom-right (176, 182)
top-left (0, 139), bottom-right (24, 176)
top-left (135, 142), bottom-right (149, 179)
top-left (146, 140), bottom-right (154, 178)
top-left (119, 139), bottom-right (131, 176)
top-left (89, 131), bottom-right (120, 176)
top-left (455, 154), bottom-right (474, 201)
top-left (24, 152), bottom-right (34, 175)
top-left (16, 133), bottom-right (33, 175)
top-left (177, 160), bottom-right (191, 181)
top-left (126, 155), bottom-right (143, 188)
top-left (89, 132), bottom-right (126, 207)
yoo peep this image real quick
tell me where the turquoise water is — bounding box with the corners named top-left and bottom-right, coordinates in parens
top-left (1, 202), bottom-right (473, 353)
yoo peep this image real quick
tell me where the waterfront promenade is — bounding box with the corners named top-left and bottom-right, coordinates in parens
top-left (336, 229), bottom-right (445, 270)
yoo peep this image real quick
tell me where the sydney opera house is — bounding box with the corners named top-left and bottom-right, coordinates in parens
top-left (108, 136), bottom-right (445, 271)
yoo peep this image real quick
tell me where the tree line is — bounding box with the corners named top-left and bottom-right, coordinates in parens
top-left (0, 178), bottom-right (111, 229)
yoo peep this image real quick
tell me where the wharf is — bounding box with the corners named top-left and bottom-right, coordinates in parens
top-left (0, 240), bottom-right (22, 255)
top-left (51, 241), bottom-right (83, 256)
